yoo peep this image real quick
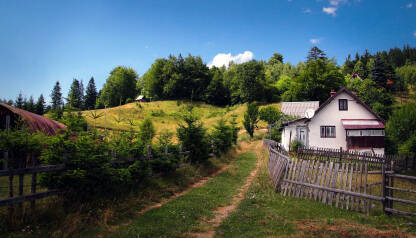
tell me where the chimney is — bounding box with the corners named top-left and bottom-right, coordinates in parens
top-left (330, 90), bottom-right (336, 97)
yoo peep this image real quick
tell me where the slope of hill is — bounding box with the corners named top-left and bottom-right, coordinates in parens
top-left (81, 101), bottom-right (281, 134)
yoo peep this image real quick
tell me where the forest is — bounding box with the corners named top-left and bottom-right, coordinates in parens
top-left (1, 45), bottom-right (416, 156)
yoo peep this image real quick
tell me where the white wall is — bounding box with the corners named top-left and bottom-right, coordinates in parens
top-left (308, 92), bottom-right (379, 150)
top-left (281, 120), bottom-right (306, 151)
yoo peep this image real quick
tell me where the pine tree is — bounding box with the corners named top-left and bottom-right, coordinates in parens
top-left (26, 96), bottom-right (35, 112)
top-left (51, 81), bottom-right (63, 111)
top-left (85, 77), bottom-right (98, 109)
top-left (370, 55), bottom-right (387, 87)
top-left (68, 79), bottom-right (83, 109)
top-left (307, 46), bottom-right (327, 62)
top-left (15, 92), bottom-right (24, 109)
top-left (80, 80), bottom-right (85, 109)
top-left (35, 94), bottom-right (46, 115)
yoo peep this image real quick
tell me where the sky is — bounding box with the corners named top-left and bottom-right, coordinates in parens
top-left (0, 0), bottom-right (415, 103)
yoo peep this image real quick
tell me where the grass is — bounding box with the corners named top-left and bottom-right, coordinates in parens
top-left (81, 100), bottom-right (281, 135)
top-left (215, 146), bottom-right (416, 238)
top-left (0, 174), bottom-right (47, 199)
top-left (106, 149), bottom-right (258, 238)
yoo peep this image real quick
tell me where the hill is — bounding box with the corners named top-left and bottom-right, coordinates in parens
top-left (81, 101), bottom-right (281, 134)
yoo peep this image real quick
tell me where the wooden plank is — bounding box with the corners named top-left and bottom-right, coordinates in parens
top-left (386, 196), bottom-right (416, 206)
top-left (322, 162), bottom-right (334, 204)
top-left (364, 163), bottom-right (369, 214)
top-left (386, 186), bottom-right (416, 194)
top-left (384, 208), bottom-right (416, 217)
top-left (309, 161), bottom-right (318, 200)
top-left (0, 164), bottom-right (65, 176)
top-left (328, 163), bottom-right (339, 205)
top-left (341, 163), bottom-right (350, 209)
top-left (336, 163), bottom-right (345, 208)
top-left (296, 160), bottom-right (307, 198)
top-left (18, 173), bottom-right (24, 214)
top-left (346, 163), bottom-right (354, 210)
top-left (387, 174), bottom-right (416, 181)
top-left (314, 161), bottom-right (326, 201)
top-left (0, 190), bottom-right (61, 206)
top-left (355, 163), bottom-right (363, 212)
top-left (281, 158), bottom-right (291, 195)
top-left (305, 160), bottom-right (316, 199)
top-left (289, 158), bottom-right (298, 197)
top-left (282, 179), bottom-right (385, 201)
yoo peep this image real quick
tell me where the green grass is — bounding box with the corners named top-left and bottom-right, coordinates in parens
top-left (215, 148), bottom-right (416, 238)
top-left (107, 151), bottom-right (258, 238)
top-left (81, 100), bottom-right (281, 135)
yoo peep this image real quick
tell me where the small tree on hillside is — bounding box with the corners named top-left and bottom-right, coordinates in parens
top-left (85, 77), bottom-right (98, 110)
top-left (243, 102), bottom-right (259, 138)
top-left (139, 118), bottom-right (155, 144)
top-left (177, 108), bottom-right (210, 163)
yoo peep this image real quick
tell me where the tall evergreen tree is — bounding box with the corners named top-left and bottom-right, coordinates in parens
top-left (35, 94), bottom-right (46, 115)
top-left (25, 95), bottom-right (35, 112)
top-left (370, 55), bottom-right (387, 87)
top-left (15, 92), bottom-right (24, 109)
top-left (51, 81), bottom-right (63, 111)
top-left (307, 46), bottom-right (327, 62)
top-left (68, 79), bottom-right (83, 109)
top-left (85, 77), bottom-right (98, 109)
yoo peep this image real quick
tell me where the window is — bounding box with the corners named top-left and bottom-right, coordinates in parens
top-left (339, 99), bottom-right (348, 111)
top-left (320, 126), bottom-right (336, 138)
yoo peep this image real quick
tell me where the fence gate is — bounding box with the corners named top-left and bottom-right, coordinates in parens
top-left (383, 169), bottom-right (416, 217)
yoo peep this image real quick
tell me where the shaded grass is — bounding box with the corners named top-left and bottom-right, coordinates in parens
top-left (108, 150), bottom-right (258, 238)
top-left (215, 147), bottom-right (416, 238)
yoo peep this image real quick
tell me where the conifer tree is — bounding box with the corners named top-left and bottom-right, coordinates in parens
top-left (51, 81), bottom-right (63, 111)
top-left (370, 55), bottom-right (387, 87)
top-left (26, 95), bottom-right (35, 112)
top-left (35, 94), bottom-right (46, 115)
top-left (15, 92), bottom-right (24, 109)
top-left (85, 77), bottom-right (98, 109)
top-left (68, 79), bottom-right (83, 109)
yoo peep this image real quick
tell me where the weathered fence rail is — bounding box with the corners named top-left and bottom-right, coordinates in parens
top-left (264, 139), bottom-right (416, 217)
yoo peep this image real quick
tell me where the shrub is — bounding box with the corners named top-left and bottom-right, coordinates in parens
top-left (265, 126), bottom-right (281, 142)
top-left (229, 114), bottom-right (240, 144)
top-left (177, 108), bottom-right (210, 163)
top-left (259, 106), bottom-right (281, 125)
top-left (243, 102), bottom-right (259, 138)
top-left (139, 118), bottom-right (155, 144)
top-left (210, 119), bottom-right (233, 156)
top-left (290, 139), bottom-right (303, 152)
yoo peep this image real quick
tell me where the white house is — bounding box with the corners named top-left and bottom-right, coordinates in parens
top-left (280, 87), bottom-right (385, 155)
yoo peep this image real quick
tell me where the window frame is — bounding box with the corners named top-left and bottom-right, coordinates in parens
top-left (320, 126), bottom-right (336, 138)
top-left (339, 99), bottom-right (348, 111)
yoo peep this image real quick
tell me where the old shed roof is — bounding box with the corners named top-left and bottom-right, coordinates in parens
top-left (0, 103), bottom-right (66, 136)
top-left (281, 101), bottom-right (319, 117)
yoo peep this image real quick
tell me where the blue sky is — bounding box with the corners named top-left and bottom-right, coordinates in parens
top-left (0, 0), bottom-right (415, 103)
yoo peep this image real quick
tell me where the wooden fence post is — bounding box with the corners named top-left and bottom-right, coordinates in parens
top-left (339, 147), bottom-right (343, 163)
top-left (6, 152), bottom-right (14, 223)
top-left (382, 163), bottom-right (390, 215)
top-left (3, 151), bottom-right (8, 170)
top-left (18, 158), bottom-right (24, 218)
top-left (31, 156), bottom-right (38, 211)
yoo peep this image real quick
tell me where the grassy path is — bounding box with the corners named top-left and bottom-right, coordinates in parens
top-left (215, 143), bottom-right (416, 238)
top-left (107, 141), bottom-right (260, 238)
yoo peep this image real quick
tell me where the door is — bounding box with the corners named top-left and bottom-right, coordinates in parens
top-left (297, 127), bottom-right (307, 147)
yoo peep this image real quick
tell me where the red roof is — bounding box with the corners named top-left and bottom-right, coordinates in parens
top-left (341, 119), bottom-right (385, 130)
top-left (0, 103), bottom-right (66, 136)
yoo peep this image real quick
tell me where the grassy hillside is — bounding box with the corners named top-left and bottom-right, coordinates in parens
top-left (81, 101), bottom-right (281, 134)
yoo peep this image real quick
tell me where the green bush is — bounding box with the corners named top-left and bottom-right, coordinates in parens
top-left (290, 139), bottom-right (303, 152)
top-left (177, 108), bottom-right (210, 163)
top-left (139, 118), bottom-right (155, 144)
top-left (259, 106), bottom-right (281, 125)
top-left (210, 119), bottom-right (233, 156)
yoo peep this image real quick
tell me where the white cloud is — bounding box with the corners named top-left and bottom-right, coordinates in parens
top-left (406, 3), bottom-right (413, 8)
top-left (303, 8), bottom-right (312, 13)
top-left (208, 51), bottom-right (254, 68)
top-left (329, 0), bottom-right (347, 6)
top-left (323, 7), bottom-right (337, 16)
top-left (310, 38), bottom-right (322, 44)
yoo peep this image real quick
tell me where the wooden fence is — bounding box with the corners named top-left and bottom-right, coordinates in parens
top-left (0, 146), bottom-right (190, 221)
top-left (264, 139), bottom-right (416, 217)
